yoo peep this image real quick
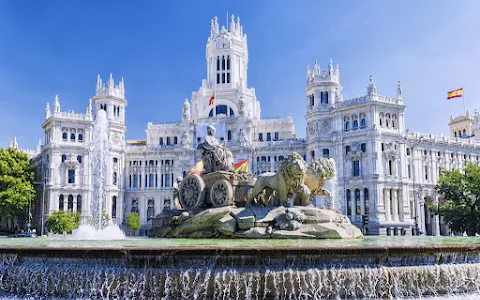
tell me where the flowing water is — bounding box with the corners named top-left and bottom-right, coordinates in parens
top-left (1, 237), bottom-right (480, 299)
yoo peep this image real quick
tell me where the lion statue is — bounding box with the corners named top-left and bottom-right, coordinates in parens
top-left (248, 153), bottom-right (336, 207)
top-left (303, 157), bottom-right (336, 199)
top-left (247, 152), bottom-right (309, 206)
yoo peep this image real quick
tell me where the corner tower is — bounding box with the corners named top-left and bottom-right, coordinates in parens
top-left (206, 15), bottom-right (248, 90)
top-left (92, 73), bottom-right (127, 224)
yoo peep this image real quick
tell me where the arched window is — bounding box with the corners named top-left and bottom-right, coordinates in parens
top-left (346, 190), bottom-right (351, 216)
top-left (256, 157), bottom-right (260, 162)
top-left (208, 109), bottom-right (214, 117)
top-left (310, 150), bottom-right (315, 159)
top-left (216, 56), bottom-right (220, 71)
top-left (267, 133), bottom-right (271, 141)
top-left (78, 134), bottom-right (83, 142)
top-left (227, 130), bottom-right (232, 141)
top-left (392, 115), bottom-right (397, 128)
top-left (77, 155), bottom-right (82, 163)
top-left (345, 121), bottom-right (351, 131)
top-left (216, 105), bottom-right (228, 116)
top-left (406, 148), bottom-right (411, 156)
top-left (62, 132), bottom-right (67, 140)
top-left (59, 195), bottom-right (64, 211)
top-left (70, 133), bottom-right (75, 141)
top-left (259, 133), bottom-right (263, 141)
top-left (222, 55), bottom-right (225, 70)
top-left (353, 120), bottom-right (359, 129)
top-left (77, 195), bottom-right (82, 212)
top-left (309, 94), bottom-right (315, 107)
top-left (61, 154), bottom-right (67, 162)
top-left (323, 149), bottom-right (329, 158)
top-left (279, 155), bottom-right (284, 161)
top-left (361, 143), bottom-right (366, 152)
top-left (227, 55), bottom-right (230, 70)
top-left (261, 156), bottom-right (267, 162)
top-left (113, 172), bottom-right (117, 185)
top-left (364, 188), bottom-right (369, 215)
top-left (67, 195), bottom-right (74, 211)
top-left (463, 129), bottom-right (466, 136)
top-left (112, 196), bottom-right (117, 218)
top-left (361, 118), bottom-right (366, 127)
top-left (345, 146), bottom-right (351, 155)
top-left (229, 108), bottom-right (234, 116)
top-left (355, 189), bottom-right (361, 215)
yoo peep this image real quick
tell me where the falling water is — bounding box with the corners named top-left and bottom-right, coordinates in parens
top-left (2, 247), bottom-right (480, 299)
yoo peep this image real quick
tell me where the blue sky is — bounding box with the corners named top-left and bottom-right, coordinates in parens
top-left (0, 1), bottom-right (479, 149)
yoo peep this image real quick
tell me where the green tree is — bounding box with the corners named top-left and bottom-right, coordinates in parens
top-left (435, 163), bottom-right (480, 235)
top-left (0, 148), bottom-right (35, 218)
top-left (45, 211), bottom-right (77, 234)
top-left (102, 210), bottom-right (110, 228)
top-left (73, 211), bottom-right (82, 229)
top-left (126, 212), bottom-right (141, 236)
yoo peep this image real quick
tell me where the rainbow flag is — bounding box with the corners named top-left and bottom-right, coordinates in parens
top-left (447, 88), bottom-right (463, 100)
top-left (187, 160), bottom-right (204, 176)
top-left (234, 159), bottom-right (249, 173)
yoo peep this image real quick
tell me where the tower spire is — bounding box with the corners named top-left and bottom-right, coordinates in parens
top-left (54, 94), bottom-right (60, 113)
top-left (367, 75), bottom-right (377, 95)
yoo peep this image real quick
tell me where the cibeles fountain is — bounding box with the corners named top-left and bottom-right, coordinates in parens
top-left (71, 109), bottom-right (125, 240)
top-left (3, 125), bottom-right (480, 299)
top-left (152, 124), bottom-right (362, 239)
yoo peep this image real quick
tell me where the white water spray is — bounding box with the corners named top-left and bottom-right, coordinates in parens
top-left (72, 109), bottom-right (124, 240)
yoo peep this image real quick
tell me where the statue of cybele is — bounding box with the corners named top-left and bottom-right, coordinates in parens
top-left (197, 125), bottom-right (234, 174)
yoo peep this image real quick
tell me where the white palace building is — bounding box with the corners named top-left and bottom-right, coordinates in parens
top-left (13, 15), bottom-right (480, 236)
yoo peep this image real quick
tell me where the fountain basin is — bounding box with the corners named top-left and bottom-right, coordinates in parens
top-left (1, 237), bottom-right (480, 299)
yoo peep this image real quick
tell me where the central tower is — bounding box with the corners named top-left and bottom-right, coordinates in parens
top-left (206, 15), bottom-right (248, 90)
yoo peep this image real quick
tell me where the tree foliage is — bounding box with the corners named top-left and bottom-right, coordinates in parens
top-left (46, 211), bottom-right (79, 234)
top-left (126, 212), bottom-right (141, 235)
top-left (0, 148), bottom-right (35, 218)
top-left (436, 163), bottom-right (480, 235)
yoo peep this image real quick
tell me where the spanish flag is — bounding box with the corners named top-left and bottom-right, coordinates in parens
top-left (209, 91), bottom-right (215, 106)
top-left (447, 88), bottom-right (463, 100)
top-left (187, 160), bottom-right (204, 176)
top-left (234, 159), bottom-right (249, 173)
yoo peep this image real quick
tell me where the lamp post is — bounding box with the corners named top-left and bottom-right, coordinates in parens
top-left (402, 129), bottom-right (424, 236)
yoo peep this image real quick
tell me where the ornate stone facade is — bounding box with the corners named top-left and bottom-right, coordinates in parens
top-left (19, 14), bottom-right (480, 236)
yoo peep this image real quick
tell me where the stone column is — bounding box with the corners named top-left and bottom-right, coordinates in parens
top-left (393, 189), bottom-right (399, 221)
top-left (384, 189), bottom-right (390, 221)
top-left (433, 198), bottom-right (441, 236)
top-left (360, 189), bottom-right (365, 216)
top-left (420, 203), bottom-right (426, 234)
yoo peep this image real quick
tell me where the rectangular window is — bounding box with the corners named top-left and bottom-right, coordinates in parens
top-left (149, 174), bottom-right (154, 187)
top-left (425, 166), bottom-right (428, 180)
top-left (68, 169), bottom-right (75, 184)
top-left (266, 133), bottom-right (271, 141)
top-left (216, 73), bottom-right (220, 84)
top-left (259, 133), bottom-right (263, 141)
top-left (226, 73), bottom-right (230, 83)
top-left (159, 138), bottom-right (164, 145)
top-left (309, 95), bottom-right (314, 107)
top-left (174, 137), bottom-right (178, 144)
top-left (147, 199), bottom-right (155, 220)
top-left (353, 161), bottom-right (360, 176)
top-left (274, 132), bottom-right (279, 141)
top-left (355, 189), bottom-right (361, 215)
top-left (222, 73), bottom-right (225, 83)
top-left (166, 137), bottom-right (171, 145)
top-left (388, 160), bottom-right (393, 176)
top-left (165, 174), bottom-right (171, 187)
top-left (408, 165), bottom-right (411, 179)
top-left (364, 189), bottom-right (369, 215)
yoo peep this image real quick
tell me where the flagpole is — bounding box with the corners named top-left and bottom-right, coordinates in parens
top-left (463, 88), bottom-right (466, 114)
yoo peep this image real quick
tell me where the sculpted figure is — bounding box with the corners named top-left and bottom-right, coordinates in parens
top-left (197, 125), bottom-right (234, 174)
top-left (182, 99), bottom-right (191, 121)
top-left (248, 154), bottom-right (336, 207)
top-left (173, 177), bottom-right (183, 209)
top-left (247, 152), bottom-right (310, 206)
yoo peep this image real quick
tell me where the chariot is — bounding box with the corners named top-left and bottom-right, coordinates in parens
top-left (179, 171), bottom-right (255, 209)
